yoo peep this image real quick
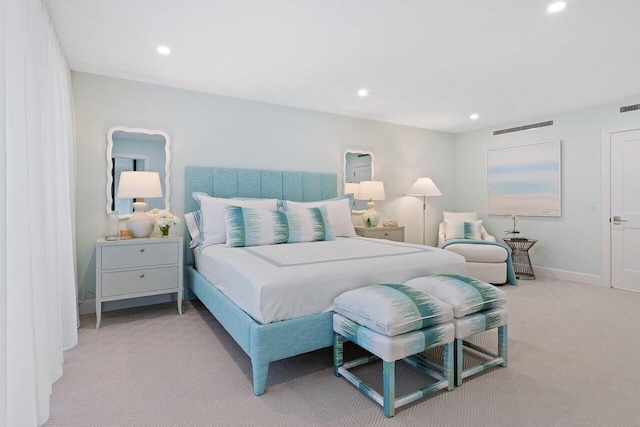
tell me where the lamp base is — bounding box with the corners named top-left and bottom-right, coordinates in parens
top-left (126, 201), bottom-right (154, 238)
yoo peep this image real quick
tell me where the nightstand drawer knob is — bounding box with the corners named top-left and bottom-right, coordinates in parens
top-left (140, 248), bottom-right (145, 252)
top-left (140, 274), bottom-right (145, 278)
top-left (384, 233), bottom-right (388, 236)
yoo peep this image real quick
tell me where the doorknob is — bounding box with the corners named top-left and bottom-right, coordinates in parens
top-left (613, 216), bottom-right (628, 225)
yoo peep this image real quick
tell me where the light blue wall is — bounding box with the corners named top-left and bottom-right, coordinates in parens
top-left (72, 72), bottom-right (457, 311)
top-left (453, 97), bottom-right (640, 279)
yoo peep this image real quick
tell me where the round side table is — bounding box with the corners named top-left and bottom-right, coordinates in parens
top-left (503, 238), bottom-right (538, 280)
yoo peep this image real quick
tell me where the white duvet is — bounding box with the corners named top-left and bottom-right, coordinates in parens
top-left (194, 237), bottom-right (465, 324)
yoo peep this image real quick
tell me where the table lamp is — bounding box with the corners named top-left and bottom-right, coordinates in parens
top-left (344, 182), bottom-right (360, 208)
top-left (117, 171), bottom-right (163, 238)
top-left (358, 180), bottom-right (385, 226)
top-left (407, 177), bottom-right (442, 245)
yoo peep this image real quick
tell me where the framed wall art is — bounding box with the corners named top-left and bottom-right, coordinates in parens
top-left (487, 140), bottom-right (561, 216)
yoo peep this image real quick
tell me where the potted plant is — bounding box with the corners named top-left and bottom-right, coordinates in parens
top-left (504, 213), bottom-right (526, 240)
top-left (148, 208), bottom-right (181, 237)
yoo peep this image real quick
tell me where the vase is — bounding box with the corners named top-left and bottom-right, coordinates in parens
top-left (160, 226), bottom-right (170, 237)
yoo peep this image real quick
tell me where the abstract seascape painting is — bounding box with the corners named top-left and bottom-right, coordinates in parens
top-left (487, 140), bottom-right (561, 216)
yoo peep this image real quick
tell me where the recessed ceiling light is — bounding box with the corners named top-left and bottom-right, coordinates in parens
top-left (547, 2), bottom-right (566, 13)
top-left (157, 46), bottom-right (171, 55)
top-left (470, 113), bottom-right (479, 120)
top-left (357, 89), bottom-right (368, 97)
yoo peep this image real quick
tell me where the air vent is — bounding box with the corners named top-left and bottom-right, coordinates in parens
top-left (493, 120), bottom-right (553, 136)
top-left (620, 104), bottom-right (640, 113)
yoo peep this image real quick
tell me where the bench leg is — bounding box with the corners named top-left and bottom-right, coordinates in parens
top-left (455, 338), bottom-right (463, 387)
top-left (334, 332), bottom-right (344, 377)
top-left (498, 325), bottom-right (508, 367)
top-left (383, 361), bottom-right (396, 417)
top-left (443, 341), bottom-right (454, 391)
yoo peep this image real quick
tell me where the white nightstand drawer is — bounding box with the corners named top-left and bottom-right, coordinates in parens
top-left (101, 242), bottom-right (179, 270)
top-left (354, 226), bottom-right (405, 242)
top-left (363, 229), bottom-right (403, 240)
top-left (101, 266), bottom-right (179, 297)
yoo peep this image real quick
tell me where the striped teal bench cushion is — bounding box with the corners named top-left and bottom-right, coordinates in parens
top-left (334, 284), bottom-right (453, 337)
top-left (405, 274), bottom-right (507, 318)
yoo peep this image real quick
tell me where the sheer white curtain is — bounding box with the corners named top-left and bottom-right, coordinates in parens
top-left (1, 0), bottom-right (78, 425)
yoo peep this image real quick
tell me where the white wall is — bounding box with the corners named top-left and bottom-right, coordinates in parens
top-left (72, 72), bottom-right (456, 312)
top-left (453, 97), bottom-right (640, 282)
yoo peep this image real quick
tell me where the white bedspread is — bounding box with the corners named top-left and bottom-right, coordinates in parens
top-left (194, 237), bottom-right (465, 324)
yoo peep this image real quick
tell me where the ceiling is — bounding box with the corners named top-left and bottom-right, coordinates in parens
top-left (46, 0), bottom-right (640, 133)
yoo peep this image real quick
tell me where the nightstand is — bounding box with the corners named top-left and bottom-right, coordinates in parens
top-left (354, 226), bottom-right (405, 242)
top-left (95, 235), bottom-right (183, 328)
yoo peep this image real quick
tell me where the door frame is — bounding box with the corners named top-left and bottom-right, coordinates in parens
top-left (600, 122), bottom-right (640, 288)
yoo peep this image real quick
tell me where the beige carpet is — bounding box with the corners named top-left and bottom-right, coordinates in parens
top-left (46, 278), bottom-right (640, 426)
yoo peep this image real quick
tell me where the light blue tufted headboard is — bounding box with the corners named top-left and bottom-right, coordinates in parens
top-left (184, 166), bottom-right (338, 265)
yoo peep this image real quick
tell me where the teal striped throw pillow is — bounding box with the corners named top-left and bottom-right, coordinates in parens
top-left (224, 205), bottom-right (335, 247)
top-left (284, 205), bottom-right (335, 243)
top-left (444, 219), bottom-right (483, 240)
top-left (224, 206), bottom-right (289, 247)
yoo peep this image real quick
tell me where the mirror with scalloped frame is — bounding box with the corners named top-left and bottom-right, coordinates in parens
top-left (106, 126), bottom-right (171, 219)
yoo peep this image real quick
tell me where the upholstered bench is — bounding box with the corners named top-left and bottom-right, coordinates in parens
top-left (332, 284), bottom-right (455, 417)
top-left (405, 274), bottom-right (508, 386)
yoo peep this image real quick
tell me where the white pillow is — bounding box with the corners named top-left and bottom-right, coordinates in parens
top-left (284, 197), bottom-right (356, 237)
top-left (443, 212), bottom-right (478, 222)
top-left (195, 194), bottom-right (279, 247)
top-left (184, 210), bottom-right (203, 249)
top-left (444, 219), bottom-right (483, 241)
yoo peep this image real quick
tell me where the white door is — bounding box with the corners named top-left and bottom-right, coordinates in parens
top-left (611, 129), bottom-right (640, 291)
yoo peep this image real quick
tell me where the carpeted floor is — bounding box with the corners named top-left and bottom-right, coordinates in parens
top-left (46, 278), bottom-right (640, 426)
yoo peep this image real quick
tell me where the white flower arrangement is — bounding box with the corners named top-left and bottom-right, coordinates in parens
top-left (148, 208), bottom-right (180, 236)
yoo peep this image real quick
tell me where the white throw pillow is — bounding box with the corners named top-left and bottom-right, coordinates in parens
top-left (444, 219), bottom-right (483, 241)
top-left (195, 194), bottom-right (278, 247)
top-left (284, 197), bottom-right (356, 237)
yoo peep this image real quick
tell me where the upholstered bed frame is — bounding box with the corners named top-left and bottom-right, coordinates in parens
top-left (184, 166), bottom-right (338, 395)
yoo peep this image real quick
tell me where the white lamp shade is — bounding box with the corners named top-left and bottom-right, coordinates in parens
top-left (358, 181), bottom-right (385, 201)
top-left (344, 182), bottom-right (360, 199)
top-left (407, 177), bottom-right (442, 197)
top-left (117, 171), bottom-right (163, 199)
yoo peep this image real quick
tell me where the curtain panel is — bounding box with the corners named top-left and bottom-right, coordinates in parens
top-left (1, 0), bottom-right (78, 425)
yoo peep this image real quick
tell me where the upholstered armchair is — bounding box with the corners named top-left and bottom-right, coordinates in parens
top-left (438, 212), bottom-right (510, 285)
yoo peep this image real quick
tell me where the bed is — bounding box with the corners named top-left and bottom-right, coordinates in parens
top-left (184, 166), bottom-right (466, 395)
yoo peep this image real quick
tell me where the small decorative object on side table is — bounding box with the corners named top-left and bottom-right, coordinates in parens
top-left (354, 226), bottom-right (405, 242)
top-left (503, 238), bottom-right (537, 280)
top-left (95, 235), bottom-right (183, 328)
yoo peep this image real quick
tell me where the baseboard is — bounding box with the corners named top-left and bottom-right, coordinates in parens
top-left (78, 294), bottom-right (176, 315)
top-left (532, 265), bottom-right (604, 287)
